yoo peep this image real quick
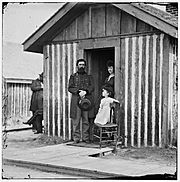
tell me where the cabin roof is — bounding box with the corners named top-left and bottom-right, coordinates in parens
top-left (132, 3), bottom-right (177, 27)
top-left (23, 2), bottom-right (178, 54)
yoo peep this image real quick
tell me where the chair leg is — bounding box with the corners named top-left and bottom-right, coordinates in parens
top-left (100, 128), bottom-right (102, 149)
top-left (114, 131), bottom-right (121, 153)
top-left (112, 133), bottom-right (117, 153)
top-left (89, 118), bottom-right (94, 142)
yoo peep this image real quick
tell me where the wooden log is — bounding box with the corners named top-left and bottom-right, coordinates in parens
top-left (62, 43), bottom-right (66, 140)
top-left (52, 44), bottom-right (55, 136)
top-left (115, 44), bottom-right (121, 136)
top-left (124, 37), bottom-right (129, 147)
top-left (119, 38), bottom-right (125, 142)
top-left (144, 35), bottom-right (150, 147)
top-left (43, 45), bottom-right (48, 135)
top-left (54, 44), bottom-right (59, 136)
top-left (131, 36), bottom-right (136, 147)
top-left (67, 43), bottom-right (72, 140)
top-left (59, 44), bottom-right (63, 137)
top-left (168, 41), bottom-right (174, 146)
top-left (48, 45), bottom-right (53, 136)
top-left (137, 36), bottom-right (143, 147)
top-left (162, 35), bottom-right (170, 147)
top-left (155, 35), bottom-right (160, 146)
top-left (151, 34), bottom-right (158, 146)
top-left (147, 35), bottom-right (153, 146)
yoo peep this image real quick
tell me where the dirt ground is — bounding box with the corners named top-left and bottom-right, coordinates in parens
top-left (103, 146), bottom-right (177, 167)
top-left (3, 130), bottom-right (66, 150)
top-left (36, 133), bottom-right (176, 167)
top-left (3, 129), bottom-right (177, 168)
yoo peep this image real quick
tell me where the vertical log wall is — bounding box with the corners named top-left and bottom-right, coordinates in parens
top-left (118, 33), bottom-right (177, 147)
top-left (43, 42), bottom-right (82, 140)
top-left (43, 33), bottom-right (177, 147)
top-left (169, 38), bottom-right (178, 146)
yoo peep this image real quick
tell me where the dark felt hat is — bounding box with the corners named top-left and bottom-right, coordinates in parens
top-left (78, 97), bottom-right (92, 111)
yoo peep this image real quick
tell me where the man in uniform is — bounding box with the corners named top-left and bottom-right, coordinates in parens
top-left (68, 59), bottom-right (94, 143)
top-left (24, 72), bottom-right (43, 134)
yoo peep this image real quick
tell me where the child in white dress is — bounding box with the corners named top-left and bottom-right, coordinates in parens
top-left (94, 86), bottom-right (119, 125)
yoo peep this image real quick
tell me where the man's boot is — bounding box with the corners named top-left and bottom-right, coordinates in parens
top-left (23, 115), bottom-right (35, 125)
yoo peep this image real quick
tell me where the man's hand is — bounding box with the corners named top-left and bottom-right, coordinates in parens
top-left (79, 90), bottom-right (87, 98)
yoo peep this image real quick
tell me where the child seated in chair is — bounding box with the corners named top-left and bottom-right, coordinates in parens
top-left (94, 85), bottom-right (119, 125)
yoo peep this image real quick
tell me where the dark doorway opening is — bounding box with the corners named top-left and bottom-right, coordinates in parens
top-left (85, 47), bottom-right (115, 110)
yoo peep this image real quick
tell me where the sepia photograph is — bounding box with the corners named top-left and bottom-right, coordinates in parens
top-left (2, 1), bottom-right (178, 180)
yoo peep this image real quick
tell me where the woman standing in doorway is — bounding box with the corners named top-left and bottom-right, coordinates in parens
top-left (104, 60), bottom-right (115, 97)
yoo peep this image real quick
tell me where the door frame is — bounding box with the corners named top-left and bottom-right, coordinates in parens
top-left (79, 37), bottom-right (121, 100)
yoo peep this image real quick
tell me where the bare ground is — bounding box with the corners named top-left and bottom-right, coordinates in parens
top-left (3, 130), bottom-right (66, 150)
top-left (103, 146), bottom-right (177, 166)
top-left (3, 129), bottom-right (177, 168)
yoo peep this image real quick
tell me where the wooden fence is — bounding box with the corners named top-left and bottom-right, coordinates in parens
top-left (5, 78), bottom-right (32, 122)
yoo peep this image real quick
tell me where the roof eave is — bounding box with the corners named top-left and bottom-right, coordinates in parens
top-left (113, 3), bottom-right (178, 38)
top-left (23, 2), bottom-right (93, 53)
top-left (23, 2), bottom-right (78, 53)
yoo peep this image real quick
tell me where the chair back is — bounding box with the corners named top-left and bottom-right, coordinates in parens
top-left (110, 101), bottom-right (120, 124)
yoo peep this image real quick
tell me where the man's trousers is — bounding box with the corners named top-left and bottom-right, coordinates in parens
top-left (73, 106), bottom-right (89, 141)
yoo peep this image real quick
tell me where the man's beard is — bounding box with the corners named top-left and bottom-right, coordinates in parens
top-left (78, 67), bottom-right (85, 74)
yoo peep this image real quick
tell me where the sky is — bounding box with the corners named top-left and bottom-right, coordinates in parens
top-left (3, 2), bottom-right (64, 44)
top-left (2, 2), bottom-right (64, 79)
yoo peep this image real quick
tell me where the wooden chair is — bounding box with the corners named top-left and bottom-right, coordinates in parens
top-left (93, 101), bottom-right (120, 149)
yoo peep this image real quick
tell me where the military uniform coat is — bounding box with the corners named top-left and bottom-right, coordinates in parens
top-left (30, 79), bottom-right (43, 112)
top-left (68, 72), bottom-right (95, 119)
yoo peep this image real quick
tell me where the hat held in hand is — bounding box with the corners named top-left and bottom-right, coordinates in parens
top-left (78, 97), bottom-right (92, 111)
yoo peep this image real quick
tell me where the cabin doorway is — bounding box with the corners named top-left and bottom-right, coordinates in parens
top-left (85, 47), bottom-right (115, 111)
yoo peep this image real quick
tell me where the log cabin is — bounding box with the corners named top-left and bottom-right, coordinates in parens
top-left (23, 2), bottom-right (178, 147)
